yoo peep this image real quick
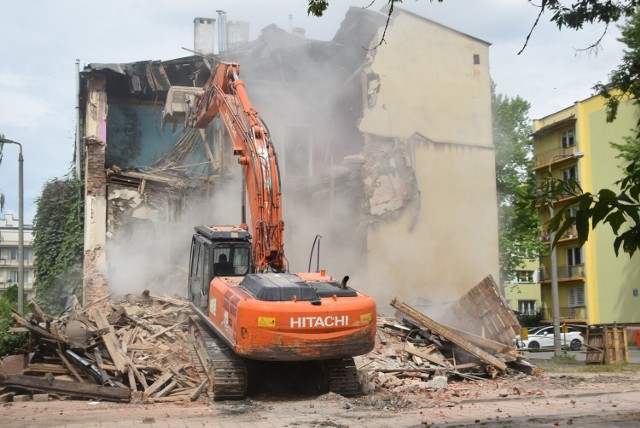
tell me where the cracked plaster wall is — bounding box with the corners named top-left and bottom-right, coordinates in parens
top-left (358, 11), bottom-right (498, 304)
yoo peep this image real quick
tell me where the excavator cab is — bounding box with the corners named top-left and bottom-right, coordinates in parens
top-left (188, 225), bottom-right (252, 308)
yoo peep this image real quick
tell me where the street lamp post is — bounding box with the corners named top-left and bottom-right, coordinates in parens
top-left (0, 135), bottom-right (24, 314)
top-left (548, 151), bottom-right (584, 357)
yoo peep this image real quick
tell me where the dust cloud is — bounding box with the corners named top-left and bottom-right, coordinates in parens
top-left (104, 7), bottom-right (500, 326)
top-left (106, 170), bottom-right (243, 299)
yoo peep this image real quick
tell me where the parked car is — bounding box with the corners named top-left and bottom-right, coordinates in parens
top-left (515, 325), bottom-right (584, 351)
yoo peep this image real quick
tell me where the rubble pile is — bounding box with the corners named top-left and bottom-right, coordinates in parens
top-left (356, 300), bottom-right (539, 395)
top-left (0, 276), bottom-right (537, 403)
top-left (0, 293), bottom-right (204, 403)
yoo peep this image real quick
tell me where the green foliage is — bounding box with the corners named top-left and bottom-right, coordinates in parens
top-left (594, 8), bottom-right (640, 122)
top-left (492, 83), bottom-right (545, 284)
top-left (542, 0), bottom-right (638, 30)
top-left (549, 156), bottom-right (640, 257)
top-left (0, 285), bottom-right (29, 357)
top-left (517, 310), bottom-right (543, 328)
top-left (32, 177), bottom-right (84, 315)
top-left (307, 0), bottom-right (329, 17)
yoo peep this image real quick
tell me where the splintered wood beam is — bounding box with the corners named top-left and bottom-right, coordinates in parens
top-left (11, 311), bottom-right (70, 345)
top-left (403, 342), bottom-right (449, 367)
top-left (28, 301), bottom-right (48, 324)
top-left (144, 371), bottom-right (174, 396)
top-left (445, 325), bottom-right (519, 359)
top-left (0, 374), bottom-right (130, 402)
top-left (190, 378), bottom-right (209, 401)
top-left (93, 309), bottom-right (128, 373)
top-left (390, 298), bottom-right (508, 372)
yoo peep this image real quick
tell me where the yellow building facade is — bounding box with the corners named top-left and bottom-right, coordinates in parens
top-left (533, 94), bottom-right (640, 325)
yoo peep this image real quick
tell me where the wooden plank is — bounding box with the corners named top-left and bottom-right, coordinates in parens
top-left (404, 342), bottom-right (449, 367)
top-left (127, 367), bottom-right (138, 392)
top-left (93, 309), bottom-right (127, 373)
top-left (24, 363), bottom-right (68, 375)
top-left (190, 378), bottom-right (209, 401)
top-left (391, 299), bottom-right (508, 372)
top-left (448, 276), bottom-right (519, 344)
top-left (28, 301), bottom-right (48, 324)
top-left (0, 374), bottom-right (130, 402)
top-left (55, 349), bottom-right (85, 383)
top-left (11, 312), bottom-right (70, 345)
top-left (149, 320), bottom-right (186, 340)
top-left (446, 325), bottom-right (519, 358)
top-left (454, 362), bottom-right (481, 370)
top-left (130, 364), bottom-right (149, 390)
top-left (144, 371), bottom-right (174, 396)
top-left (154, 379), bottom-right (178, 398)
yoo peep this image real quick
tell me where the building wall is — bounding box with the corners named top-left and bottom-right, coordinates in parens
top-left (360, 10), bottom-right (498, 304)
top-left (0, 214), bottom-right (35, 299)
top-left (83, 75), bottom-right (109, 308)
top-left (579, 96), bottom-right (640, 324)
top-left (534, 94), bottom-right (640, 325)
top-left (504, 258), bottom-right (541, 314)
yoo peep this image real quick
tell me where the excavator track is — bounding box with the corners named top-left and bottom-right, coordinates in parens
top-left (188, 316), bottom-right (248, 400)
top-left (327, 358), bottom-right (361, 397)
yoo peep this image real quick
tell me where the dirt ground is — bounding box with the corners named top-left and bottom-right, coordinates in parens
top-left (2, 360), bottom-right (640, 428)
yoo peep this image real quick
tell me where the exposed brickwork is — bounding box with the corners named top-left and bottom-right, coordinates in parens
top-left (83, 247), bottom-right (108, 312)
top-left (85, 137), bottom-right (106, 197)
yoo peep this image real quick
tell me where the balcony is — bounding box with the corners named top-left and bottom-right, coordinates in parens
top-left (540, 306), bottom-right (587, 323)
top-left (539, 264), bottom-right (585, 282)
top-left (0, 258), bottom-right (34, 267)
top-left (534, 148), bottom-right (582, 169)
top-left (539, 225), bottom-right (578, 243)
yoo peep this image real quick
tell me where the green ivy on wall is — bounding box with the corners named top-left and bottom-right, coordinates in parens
top-left (32, 176), bottom-right (84, 315)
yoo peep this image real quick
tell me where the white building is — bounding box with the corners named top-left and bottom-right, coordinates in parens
top-left (0, 214), bottom-right (35, 299)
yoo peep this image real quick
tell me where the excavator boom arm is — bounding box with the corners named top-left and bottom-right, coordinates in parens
top-left (190, 63), bottom-right (285, 272)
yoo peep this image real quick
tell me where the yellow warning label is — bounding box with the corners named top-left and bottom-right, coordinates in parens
top-left (360, 313), bottom-right (372, 323)
top-left (258, 317), bottom-right (276, 327)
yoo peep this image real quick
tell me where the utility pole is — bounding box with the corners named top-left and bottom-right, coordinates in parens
top-left (0, 134), bottom-right (24, 314)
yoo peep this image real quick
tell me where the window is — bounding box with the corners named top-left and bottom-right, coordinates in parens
top-left (561, 129), bottom-right (575, 148)
top-left (567, 247), bottom-right (582, 266)
top-left (563, 166), bottom-right (578, 182)
top-left (568, 286), bottom-right (585, 318)
top-left (10, 248), bottom-right (18, 260)
top-left (190, 239), bottom-right (201, 278)
top-left (517, 270), bottom-right (534, 283)
top-left (9, 271), bottom-right (18, 284)
top-left (569, 286), bottom-right (585, 306)
top-left (518, 300), bottom-right (537, 315)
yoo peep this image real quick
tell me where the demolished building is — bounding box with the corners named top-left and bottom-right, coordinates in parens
top-left (78, 6), bottom-right (498, 307)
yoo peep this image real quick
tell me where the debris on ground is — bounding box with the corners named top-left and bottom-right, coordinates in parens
top-left (0, 276), bottom-right (538, 403)
top-left (1, 292), bottom-right (201, 403)
top-left (355, 276), bottom-right (540, 394)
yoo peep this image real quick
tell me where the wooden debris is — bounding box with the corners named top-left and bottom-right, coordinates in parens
top-left (0, 290), bottom-right (197, 403)
top-left (0, 374), bottom-right (130, 402)
top-left (391, 298), bottom-right (508, 372)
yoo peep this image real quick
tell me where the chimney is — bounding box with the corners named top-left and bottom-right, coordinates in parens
top-left (216, 10), bottom-right (228, 53)
top-left (227, 21), bottom-right (250, 49)
top-left (193, 17), bottom-right (215, 55)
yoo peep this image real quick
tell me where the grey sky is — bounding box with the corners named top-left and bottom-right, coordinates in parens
top-left (0, 0), bottom-right (625, 222)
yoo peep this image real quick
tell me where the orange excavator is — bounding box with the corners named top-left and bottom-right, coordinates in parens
top-left (163, 62), bottom-right (376, 399)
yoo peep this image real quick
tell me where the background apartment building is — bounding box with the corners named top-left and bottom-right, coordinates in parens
top-left (0, 214), bottom-right (35, 299)
top-left (533, 94), bottom-right (640, 325)
top-left (504, 257), bottom-right (541, 319)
